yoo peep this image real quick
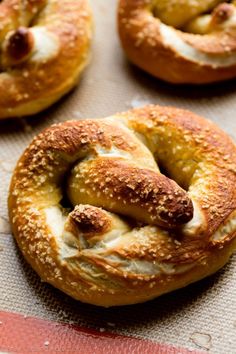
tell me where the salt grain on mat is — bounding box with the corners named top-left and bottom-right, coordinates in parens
top-left (128, 95), bottom-right (151, 109)
top-left (0, 217), bottom-right (11, 234)
top-left (190, 332), bottom-right (212, 350)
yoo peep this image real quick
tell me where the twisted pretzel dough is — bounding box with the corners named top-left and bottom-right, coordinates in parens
top-left (9, 106), bottom-right (236, 306)
top-left (0, 0), bottom-right (92, 119)
top-left (118, 0), bottom-right (236, 83)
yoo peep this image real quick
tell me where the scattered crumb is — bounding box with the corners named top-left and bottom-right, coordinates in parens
top-left (73, 111), bottom-right (83, 118)
top-left (44, 341), bottom-right (49, 346)
top-left (127, 95), bottom-right (152, 109)
top-left (51, 118), bottom-right (60, 124)
top-left (107, 322), bottom-right (116, 327)
top-left (99, 327), bottom-right (105, 333)
top-left (0, 321), bottom-right (2, 325)
top-left (0, 217), bottom-right (11, 234)
top-left (190, 332), bottom-right (212, 350)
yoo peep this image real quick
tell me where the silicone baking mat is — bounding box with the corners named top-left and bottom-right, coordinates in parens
top-left (0, 1), bottom-right (235, 353)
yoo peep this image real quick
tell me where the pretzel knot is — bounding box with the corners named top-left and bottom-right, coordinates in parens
top-left (0, 0), bottom-right (92, 119)
top-left (118, 0), bottom-right (236, 84)
top-left (9, 106), bottom-right (236, 306)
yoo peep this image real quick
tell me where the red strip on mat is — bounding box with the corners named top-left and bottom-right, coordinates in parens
top-left (0, 311), bottom-right (204, 354)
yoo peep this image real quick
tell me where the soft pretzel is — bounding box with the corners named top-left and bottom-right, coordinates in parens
top-left (0, 0), bottom-right (92, 119)
top-left (9, 106), bottom-right (236, 307)
top-left (118, 0), bottom-right (236, 84)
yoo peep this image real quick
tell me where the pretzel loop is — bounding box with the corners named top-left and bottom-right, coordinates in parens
top-left (0, 0), bottom-right (92, 118)
top-left (118, 0), bottom-right (236, 83)
top-left (9, 106), bottom-right (236, 306)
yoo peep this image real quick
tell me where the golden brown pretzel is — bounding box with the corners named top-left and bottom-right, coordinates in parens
top-left (9, 106), bottom-right (236, 306)
top-left (118, 0), bottom-right (236, 84)
top-left (0, 0), bottom-right (92, 119)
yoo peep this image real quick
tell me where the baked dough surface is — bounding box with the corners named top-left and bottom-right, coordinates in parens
top-left (118, 0), bottom-right (236, 83)
top-left (0, 0), bottom-right (92, 119)
top-left (9, 106), bottom-right (236, 306)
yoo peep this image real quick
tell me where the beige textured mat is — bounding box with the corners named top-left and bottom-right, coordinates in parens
top-left (0, 1), bottom-right (235, 353)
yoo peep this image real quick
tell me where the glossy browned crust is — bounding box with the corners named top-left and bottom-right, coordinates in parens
top-left (122, 105), bottom-right (236, 236)
top-left (68, 157), bottom-right (193, 228)
top-left (68, 205), bottom-right (112, 237)
top-left (5, 27), bottom-right (34, 63)
top-left (118, 0), bottom-right (236, 84)
top-left (211, 3), bottom-right (234, 25)
top-left (8, 106), bottom-right (236, 306)
top-left (0, 0), bottom-right (92, 119)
